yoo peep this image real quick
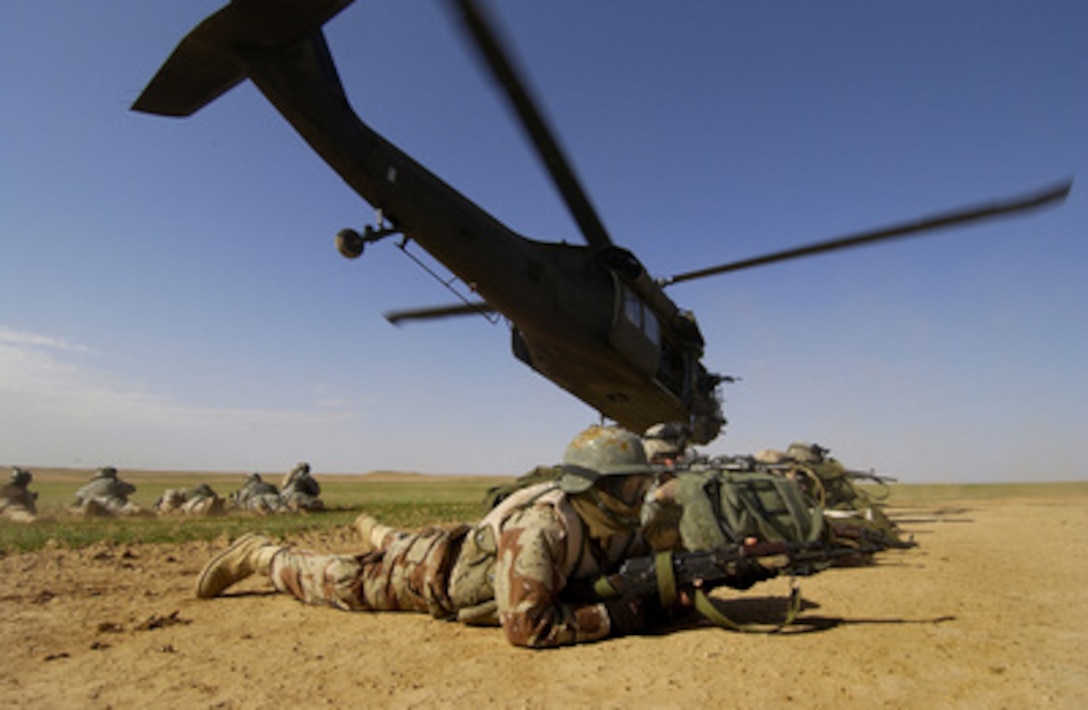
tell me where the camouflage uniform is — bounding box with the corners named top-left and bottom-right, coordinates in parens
top-left (279, 463), bottom-right (323, 512)
top-left (199, 426), bottom-right (661, 648)
top-left (268, 481), bottom-right (649, 647)
top-left (754, 442), bottom-right (912, 548)
top-left (1, 468), bottom-right (38, 523)
top-left (72, 466), bottom-right (142, 516)
top-left (232, 473), bottom-right (287, 513)
top-left (640, 423), bottom-right (691, 551)
top-left (155, 484), bottom-right (225, 516)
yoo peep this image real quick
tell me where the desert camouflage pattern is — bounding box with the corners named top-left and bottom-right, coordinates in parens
top-left (490, 489), bottom-right (646, 646)
top-left (270, 523), bottom-right (462, 618)
top-left (268, 482), bottom-right (651, 648)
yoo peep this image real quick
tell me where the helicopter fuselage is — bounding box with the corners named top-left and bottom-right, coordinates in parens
top-left (133, 1), bottom-right (725, 442)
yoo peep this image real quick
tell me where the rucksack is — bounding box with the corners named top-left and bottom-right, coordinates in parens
top-left (674, 469), bottom-right (825, 552)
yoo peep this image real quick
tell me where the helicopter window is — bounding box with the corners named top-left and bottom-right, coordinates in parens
top-left (643, 308), bottom-right (660, 345)
top-left (621, 287), bottom-right (660, 346)
top-left (623, 291), bottom-right (641, 328)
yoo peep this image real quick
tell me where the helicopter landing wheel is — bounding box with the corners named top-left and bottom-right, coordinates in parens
top-left (336, 228), bottom-right (365, 259)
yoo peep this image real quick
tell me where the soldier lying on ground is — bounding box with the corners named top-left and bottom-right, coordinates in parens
top-left (751, 442), bottom-right (913, 548)
top-left (196, 425), bottom-right (737, 648)
top-left (71, 466), bottom-right (144, 517)
top-left (155, 483), bottom-right (225, 516)
top-left (279, 462), bottom-right (323, 512)
top-left (1, 467), bottom-right (38, 523)
top-left (231, 473), bottom-right (286, 513)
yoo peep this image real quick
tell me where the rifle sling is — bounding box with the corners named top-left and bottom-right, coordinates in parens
top-left (692, 582), bottom-right (803, 633)
top-left (655, 551), bottom-right (678, 608)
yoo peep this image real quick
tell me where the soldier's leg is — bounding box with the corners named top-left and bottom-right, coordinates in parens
top-left (272, 525), bottom-right (462, 617)
top-left (354, 513), bottom-right (407, 553)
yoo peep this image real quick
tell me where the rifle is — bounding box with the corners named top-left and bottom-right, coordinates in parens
top-left (591, 539), bottom-right (885, 632)
top-left (597, 539), bottom-right (877, 600)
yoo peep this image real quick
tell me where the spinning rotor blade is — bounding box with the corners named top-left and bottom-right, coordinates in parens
top-left (384, 301), bottom-right (495, 326)
top-left (451, 0), bottom-right (613, 251)
top-left (661, 179), bottom-right (1073, 287)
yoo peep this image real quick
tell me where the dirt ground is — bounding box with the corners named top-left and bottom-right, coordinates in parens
top-left (2, 488), bottom-right (1085, 709)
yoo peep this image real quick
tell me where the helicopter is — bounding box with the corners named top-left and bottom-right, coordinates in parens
top-left (133, 0), bottom-right (1071, 445)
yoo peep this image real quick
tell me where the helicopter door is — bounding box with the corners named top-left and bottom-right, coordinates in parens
top-left (609, 280), bottom-right (660, 376)
top-left (656, 338), bottom-right (691, 402)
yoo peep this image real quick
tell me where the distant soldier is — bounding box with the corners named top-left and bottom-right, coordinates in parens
top-left (640, 423), bottom-right (691, 551)
top-left (155, 483), bottom-right (225, 516)
top-left (1, 467), bottom-right (39, 523)
top-left (280, 462), bottom-right (323, 512)
top-left (232, 473), bottom-right (286, 514)
top-left (642, 422), bottom-right (691, 470)
top-left (754, 441), bottom-right (912, 548)
top-left (195, 425), bottom-right (677, 648)
top-left (72, 466), bottom-right (143, 517)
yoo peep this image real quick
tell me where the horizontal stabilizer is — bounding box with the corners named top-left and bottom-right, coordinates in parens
top-left (384, 302), bottom-right (495, 326)
top-left (132, 0), bottom-right (354, 117)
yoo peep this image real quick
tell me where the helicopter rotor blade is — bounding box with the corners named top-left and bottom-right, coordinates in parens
top-left (384, 301), bottom-right (496, 326)
top-left (660, 179), bottom-right (1073, 287)
top-left (450, 0), bottom-right (614, 251)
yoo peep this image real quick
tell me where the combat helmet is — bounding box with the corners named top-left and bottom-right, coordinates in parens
top-left (95, 466), bottom-right (118, 479)
top-left (642, 422), bottom-right (689, 462)
top-left (787, 442), bottom-right (828, 464)
top-left (558, 425), bottom-right (655, 493)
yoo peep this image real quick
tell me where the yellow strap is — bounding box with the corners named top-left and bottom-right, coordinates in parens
top-left (693, 581), bottom-right (803, 633)
top-left (654, 551), bottom-right (678, 608)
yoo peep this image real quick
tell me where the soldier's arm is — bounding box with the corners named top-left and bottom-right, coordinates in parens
top-left (493, 506), bottom-right (615, 648)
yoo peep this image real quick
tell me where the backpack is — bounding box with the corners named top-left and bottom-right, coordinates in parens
top-left (674, 469), bottom-right (825, 552)
top-left (658, 469), bottom-right (826, 632)
top-left (781, 458), bottom-right (914, 548)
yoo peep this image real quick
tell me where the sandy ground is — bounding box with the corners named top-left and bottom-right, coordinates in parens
top-left (2, 489), bottom-right (1085, 709)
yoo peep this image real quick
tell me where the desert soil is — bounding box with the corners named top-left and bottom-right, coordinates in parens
top-left (1, 487), bottom-right (1085, 709)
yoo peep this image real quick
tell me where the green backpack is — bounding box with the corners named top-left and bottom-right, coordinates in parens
top-left (675, 469), bottom-right (825, 552)
top-left (666, 469), bottom-right (825, 632)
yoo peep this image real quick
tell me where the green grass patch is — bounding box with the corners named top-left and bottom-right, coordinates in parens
top-left (1, 470), bottom-right (506, 553)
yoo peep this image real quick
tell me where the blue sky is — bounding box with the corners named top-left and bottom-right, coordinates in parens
top-left (2, 1), bottom-right (1085, 481)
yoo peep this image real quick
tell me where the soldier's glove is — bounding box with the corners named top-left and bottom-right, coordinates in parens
top-left (604, 594), bottom-right (659, 637)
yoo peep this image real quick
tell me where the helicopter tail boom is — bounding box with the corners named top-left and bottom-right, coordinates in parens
top-left (132, 0), bottom-right (354, 117)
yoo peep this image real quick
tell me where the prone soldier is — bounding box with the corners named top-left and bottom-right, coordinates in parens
top-left (279, 462), bottom-right (323, 512)
top-left (1, 467), bottom-right (39, 523)
top-left (196, 425), bottom-right (673, 648)
top-left (155, 483), bottom-right (225, 516)
top-left (71, 466), bottom-right (143, 517)
top-left (231, 473), bottom-right (287, 514)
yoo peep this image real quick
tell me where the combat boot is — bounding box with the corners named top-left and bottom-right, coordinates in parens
top-left (196, 533), bottom-right (283, 599)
